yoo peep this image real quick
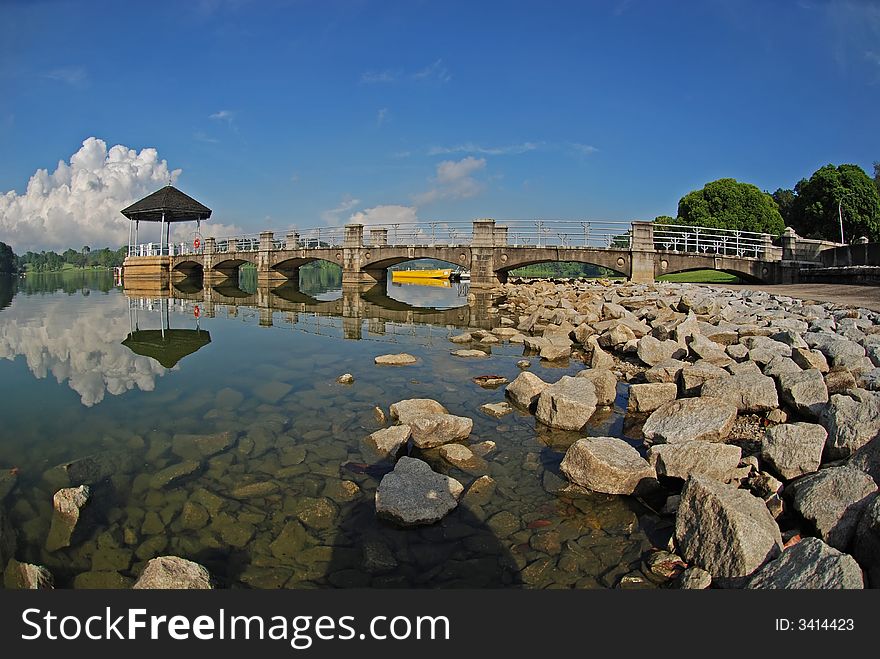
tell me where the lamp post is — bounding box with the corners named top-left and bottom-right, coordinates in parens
top-left (838, 200), bottom-right (845, 245)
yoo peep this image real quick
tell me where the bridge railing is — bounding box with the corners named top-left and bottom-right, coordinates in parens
top-left (363, 221), bottom-right (474, 246)
top-left (653, 223), bottom-right (771, 258)
top-left (497, 220), bottom-right (634, 249)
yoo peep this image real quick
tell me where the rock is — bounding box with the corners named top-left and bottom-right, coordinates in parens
top-left (648, 442), bottom-right (742, 482)
top-left (389, 398), bottom-right (448, 424)
top-left (747, 471), bottom-right (783, 499)
top-left (362, 539), bottom-right (398, 574)
top-left (449, 332), bottom-right (472, 344)
top-left (825, 367), bottom-right (857, 395)
top-left (171, 431), bottom-right (236, 460)
top-left (439, 444), bottom-right (488, 472)
top-left (789, 466), bottom-right (877, 551)
top-left (336, 373), bottom-right (354, 384)
top-left (480, 401), bottom-right (512, 418)
top-left (471, 441), bottom-right (496, 458)
top-left (231, 481), bottom-right (279, 499)
top-left (820, 389), bottom-right (880, 460)
top-left (364, 425), bottom-right (411, 457)
top-left (540, 343), bottom-right (571, 361)
top-left (747, 538), bottom-right (864, 589)
top-left (373, 406), bottom-right (386, 424)
top-left (46, 485), bottom-right (90, 552)
top-left (535, 375), bottom-right (598, 430)
top-left (679, 361), bottom-right (729, 397)
top-left (587, 336), bottom-right (614, 370)
top-left (727, 360), bottom-right (762, 377)
top-left (149, 460), bottom-right (202, 490)
top-left (761, 423), bottom-right (827, 480)
top-left (778, 369), bottom-right (828, 418)
top-left (133, 556), bottom-right (212, 589)
top-left (677, 566), bottom-right (712, 589)
top-left (726, 343), bottom-right (749, 361)
top-left (766, 408), bottom-right (788, 424)
top-left (472, 375), bottom-right (509, 388)
top-left (675, 475), bottom-right (782, 583)
top-left (3, 559), bottom-right (53, 589)
top-left (179, 501), bottom-right (210, 530)
top-left (293, 497), bottom-right (338, 529)
top-left (678, 293), bottom-right (716, 315)
top-left (450, 349), bottom-right (489, 358)
top-left (701, 373), bottom-right (778, 413)
top-left (560, 437), bottom-right (655, 495)
top-left (858, 368), bottom-right (880, 391)
top-left (854, 495), bottom-right (880, 587)
top-left (849, 434), bottom-right (880, 484)
top-left (269, 521), bottom-right (311, 561)
top-left (576, 368), bottom-right (617, 406)
top-left (643, 397), bottom-right (738, 444)
top-left (409, 414), bottom-right (473, 448)
top-left (689, 334), bottom-right (731, 366)
top-left (73, 571), bottom-right (133, 589)
top-left (791, 347), bottom-right (830, 373)
top-left (763, 356), bottom-right (802, 380)
top-left (627, 382), bottom-right (678, 413)
top-left (505, 372), bottom-right (549, 409)
top-left (375, 353), bottom-right (418, 365)
top-left (462, 475), bottom-right (496, 507)
top-left (644, 359), bottom-right (688, 384)
top-left (43, 451), bottom-right (137, 488)
top-left (516, 359), bottom-right (531, 369)
top-left (636, 336), bottom-right (685, 367)
top-left (806, 333), bottom-right (866, 368)
top-left (375, 457), bottom-right (463, 526)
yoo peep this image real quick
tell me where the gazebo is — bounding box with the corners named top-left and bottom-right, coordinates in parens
top-left (121, 185), bottom-right (212, 256)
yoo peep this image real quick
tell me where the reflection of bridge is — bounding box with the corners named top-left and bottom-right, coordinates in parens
top-left (154, 281), bottom-right (488, 340)
top-left (123, 219), bottom-right (841, 288)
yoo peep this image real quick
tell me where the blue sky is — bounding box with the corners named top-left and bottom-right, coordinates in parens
top-left (1, 0), bottom-right (879, 248)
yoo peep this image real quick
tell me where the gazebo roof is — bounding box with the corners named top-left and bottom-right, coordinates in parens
top-left (120, 185), bottom-right (212, 223)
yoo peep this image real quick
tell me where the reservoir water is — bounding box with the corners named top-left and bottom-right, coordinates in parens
top-left (0, 269), bottom-right (662, 589)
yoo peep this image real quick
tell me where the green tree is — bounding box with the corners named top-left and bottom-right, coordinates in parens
top-left (873, 161), bottom-right (879, 197)
top-left (81, 245), bottom-right (90, 269)
top-left (0, 242), bottom-right (17, 274)
top-left (789, 164), bottom-right (880, 243)
top-left (771, 188), bottom-right (796, 225)
top-left (676, 178), bottom-right (785, 235)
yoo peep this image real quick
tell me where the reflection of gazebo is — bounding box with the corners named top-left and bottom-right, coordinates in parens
top-left (122, 298), bottom-right (211, 368)
top-left (121, 185), bottom-right (212, 257)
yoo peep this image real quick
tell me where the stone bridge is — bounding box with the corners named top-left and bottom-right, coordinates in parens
top-left (123, 219), bottom-right (839, 288)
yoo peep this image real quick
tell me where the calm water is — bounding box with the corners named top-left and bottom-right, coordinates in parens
top-left (0, 269), bottom-right (663, 589)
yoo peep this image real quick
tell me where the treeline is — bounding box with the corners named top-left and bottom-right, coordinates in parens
top-left (511, 262), bottom-right (616, 278)
top-left (657, 162), bottom-right (880, 243)
top-left (0, 242), bottom-right (127, 274)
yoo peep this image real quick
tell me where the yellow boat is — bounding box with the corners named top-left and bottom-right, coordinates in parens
top-left (391, 276), bottom-right (451, 288)
top-left (391, 268), bottom-right (452, 280)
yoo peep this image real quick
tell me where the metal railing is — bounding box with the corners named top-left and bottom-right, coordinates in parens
top-left (653, 224), bottom-right (770, 258)
top-left (497, 220), bottom-right (633, 249)
top-left (364, 221), bottom-right (474, 246)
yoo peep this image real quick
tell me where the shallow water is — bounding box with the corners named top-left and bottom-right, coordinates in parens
top-left (0, 270), bottom-right (664, 589)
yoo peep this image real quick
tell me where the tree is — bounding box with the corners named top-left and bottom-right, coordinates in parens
top-left (676, 178), bottom-right (785, 235)
top-left (0, 242), bottom-right (17, 274)
top-left (873, 161), bottom-right (879, 197)
top-left (771, 188), bottom-right (796, 226)
top-left (81, 245), bottom-right (90, 269)
top-left (789, 164), bottom-right (880, 243)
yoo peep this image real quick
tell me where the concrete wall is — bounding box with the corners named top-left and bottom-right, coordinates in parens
top-left (820, 243), bottom-right (880, 268)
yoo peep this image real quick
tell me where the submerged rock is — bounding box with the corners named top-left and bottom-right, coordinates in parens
top-left (133, 556), bottom-right (213, 589)
top-left (560, 437), bottom-right (655, 495)
top-left (642, 397), bottom-right (738, 444)
top-left (479, 401), bottom-right (513, 418)
top-left (149, 460), bottom-right (202, 490)
top-left (674, 474), bottom-right (782, 583)
top-left (172, 431), bottom-right (237, 460)
top-left (375, 457), bottom-right (463, 526)
top-left (3, 559), bottom-right (53, 589)
top-left (747, 538), bottom-right (864, 589)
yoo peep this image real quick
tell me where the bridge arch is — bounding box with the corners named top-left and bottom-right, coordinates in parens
top-left (212, 255), bottom-right (257, 279)
top-left (172, 259), bottom-right (204, 277)
top-left (495, 254), bottom-right (629, 280)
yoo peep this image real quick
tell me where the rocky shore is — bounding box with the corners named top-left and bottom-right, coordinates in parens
top-left (1, 278), bottom-right (878, 589)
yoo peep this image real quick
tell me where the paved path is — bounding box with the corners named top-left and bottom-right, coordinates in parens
top-left (707, 283), bottom-right (880, 312)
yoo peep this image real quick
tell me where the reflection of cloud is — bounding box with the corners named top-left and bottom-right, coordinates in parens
top-left (0, 293), bottom-right (169, 406)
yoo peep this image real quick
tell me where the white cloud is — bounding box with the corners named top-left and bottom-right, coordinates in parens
top-left (570, 142), bottom-right (599, 155)
top-left (414, 156), bottom-right (486, 205)
top-left (0, 137), bottom-right (241, 252)
top-left (412, 59), bottom-right (451, 83)
top-left (44, 66), bottom-right (88, 86)
top-left (377, 107), bottom-right (389, 126)
top-left (194, 131), bottom-right (219, 143)
top-left (209, 109), bottom-right (236, 123)
top-left (321, 194), bottom-right (360, 225)
top-left (361, 59), bottom-right (451, 85)
top-left (349, 204), bottom-right (418, 225)
top-left (360, 70), bottom-right (397, 84)
top-left (428, 142), bottom-right (540, 156)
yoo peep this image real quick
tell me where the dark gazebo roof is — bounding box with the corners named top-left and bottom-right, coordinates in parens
top-left (120, 185), bottom-right (212, 223)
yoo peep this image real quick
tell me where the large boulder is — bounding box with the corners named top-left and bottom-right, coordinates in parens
top-left (535, 376), bottom-right (598, 431)
top-left (645, 358), bottom-right (688, 384)
top-left (701, 373), bottom-right (778, 413)
top-left (627, 382), bottom-right (678, 414)
top-left (680, 361), bottom-right (729, 397)
top-left (747, 538), bottom-right (864, 589)
top-left (45, 485), bottom-right (90, 552)
top-left (819, 389), bottom-right (880, 460)
top-left (389, 398), bottom-right (448, 424)
top-left (409, 414), bottom-right (474, 448)
top-left (789, 466), bottom-right (877, 551)
top-left (778, 369), bottom-right (828, 418)
top-left (648, 442), bottom-right (742, 482)
top-left (576, 368), bottom-right (618, 406)
top-left (854, 494), bottom-right (880, 588)
top-left (505, 372), bottom-right (549, 410)
top-left (636, 336), bottom-right (685, 367)
top-left (688, 334), bottom-right (731, 366)
top-left (643, 397), bottom-right (738, 444)
top-left (791, 347), bottom-right (830, 373)
top-left (675, 475), bottom-right (782, 583)
top-left (849, 434), bottom-right (880, 484)
top-left (133, 556), bottom-right (213, 589)
top-left (364, 425), bottom-right (411, 458)
top-left (560, 437), bottom-right (655, 495)
top-left (375, 457), bottom-right (463, 526)
top-left (805, 332), bottom-right (866, 368)
top-left (761, 423), bottom-right (827, 481)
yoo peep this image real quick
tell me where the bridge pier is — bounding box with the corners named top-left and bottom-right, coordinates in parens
top-left (630, 221), bottom-right (656, 283)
